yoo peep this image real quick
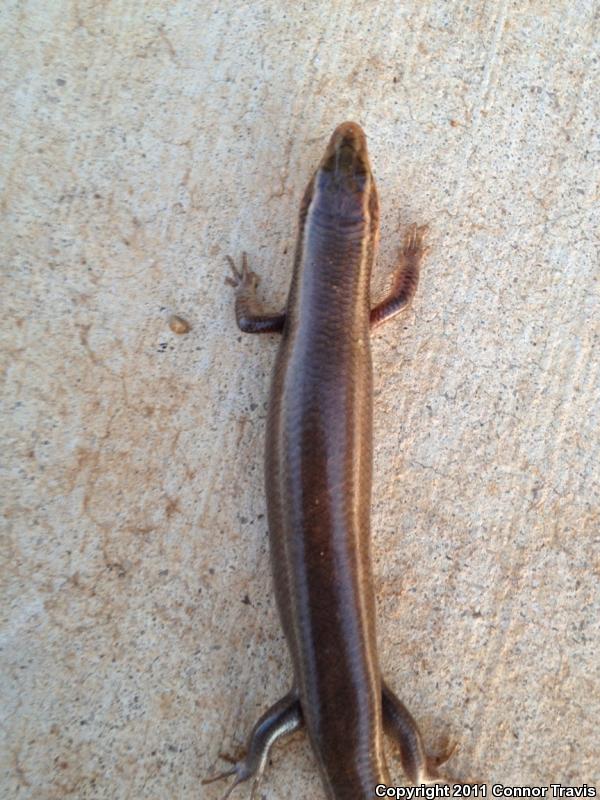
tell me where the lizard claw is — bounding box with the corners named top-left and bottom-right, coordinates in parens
top-left (225, 253), bottom-right (260, 291)
top-left (403, 223), bottom-right (429, 257)
top-left (202, 762), bottom-right (250, 799)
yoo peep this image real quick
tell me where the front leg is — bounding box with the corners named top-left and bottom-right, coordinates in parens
top-left (226, 253), bottom-right (286, 334)
top-left (370, 224), bottom-right (428, 329)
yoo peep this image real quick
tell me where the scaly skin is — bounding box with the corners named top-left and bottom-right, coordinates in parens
top-left (208, 123), bottom-right (444, 799)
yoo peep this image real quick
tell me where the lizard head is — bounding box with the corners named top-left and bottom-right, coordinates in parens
top-left (314, 121), bottom-right (374, 222)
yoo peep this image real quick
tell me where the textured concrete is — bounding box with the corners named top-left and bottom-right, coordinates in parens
top-left (1, 2), bottom-right (599, 798)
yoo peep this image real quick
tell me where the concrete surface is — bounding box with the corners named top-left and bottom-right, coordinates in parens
top-left (1, 2), bottom-right (599, 798)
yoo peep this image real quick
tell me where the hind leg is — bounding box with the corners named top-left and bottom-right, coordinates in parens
top-left (203, 691), bottom-right (302, 798)
top-left (382, 682), bottom-right (454, 785)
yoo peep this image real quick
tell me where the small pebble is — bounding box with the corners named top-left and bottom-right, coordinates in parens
top-left (168, 314), bottom-right (191, 334)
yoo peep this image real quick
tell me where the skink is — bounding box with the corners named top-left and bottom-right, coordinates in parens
top-left (209, 122), bottom-right (449, 799)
